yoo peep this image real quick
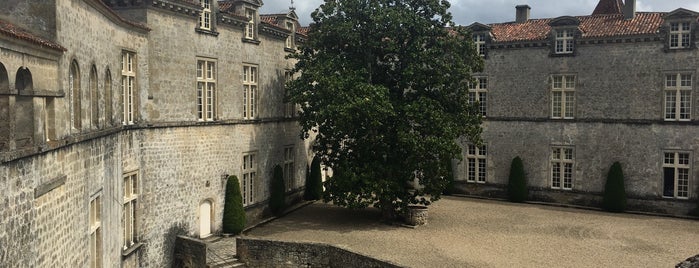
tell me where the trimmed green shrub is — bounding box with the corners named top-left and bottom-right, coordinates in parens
top-left (304, 156), bottom-right (323, 200)
top-left (442, 158), bottom-right (456, 195)
top-left (269, 164), bottom-right (286, 215)
top-left (507, 156), bottom-right (528, 203)
top-left (602, 162), bottom-right (627, 213)
top-left (222, 175), bottom-right (245, 234)
top-left (690, 185), bottom-right (699, 217)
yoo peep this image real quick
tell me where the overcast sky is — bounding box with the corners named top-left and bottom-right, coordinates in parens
top-left (260, 0), bottom-right (699, 26)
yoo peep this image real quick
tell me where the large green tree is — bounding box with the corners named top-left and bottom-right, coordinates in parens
top-left (288, 0), bottom-right (483, 218)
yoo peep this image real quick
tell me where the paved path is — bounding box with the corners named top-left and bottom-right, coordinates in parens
top-left (246, 196), bottom-right (699, 268)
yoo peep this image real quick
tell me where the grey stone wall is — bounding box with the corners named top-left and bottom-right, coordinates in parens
top-left (173, 235), bottom-right (207, 268)
top-left (237, 237), bottom-right (404, 268)
top-left (455, 37), bottom-right (699, 215)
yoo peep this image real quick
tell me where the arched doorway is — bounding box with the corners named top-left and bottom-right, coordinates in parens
top-left (199, 200), bottom-right (213, 238)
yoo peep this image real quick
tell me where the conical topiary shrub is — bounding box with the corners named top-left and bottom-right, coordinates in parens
top-left (222, 175), bottom-right (245, 234)
top-left (304, 156), bottom-right (323, 200)
top-left (269, 164), bottom-right (286, 215)
top-left (602, 162), bottom-right (627, 212)
top-left (507, 156), bottom-right (528, 203)
top-left (442, 158), bottom-right (456, 195)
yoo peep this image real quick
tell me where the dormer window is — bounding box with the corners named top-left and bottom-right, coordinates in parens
top-left (670, 22), bottom-right (691, 49)
top-left (245, 9), bottom-right (256, 39)
top-left (473, 33), bottom-right (486, 57)
top-left (199, 0), bottom-right (211, 30)
top-left (555, 30), bottom-right (574, 54)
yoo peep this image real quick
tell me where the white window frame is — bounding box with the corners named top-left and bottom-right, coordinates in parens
top-left (551, 75), bottom-right (575, 119)
top-left (551, 146), bottom-right (574, 190)
top-left (199, 0), bottom-right (211, 30)
top-left (242, 152), bottom-right (257, 206)
top-left (284, 146), bottom-right (295, 191)
top-left (663, 151), bottom-right (691, 199)
top-left (468, 77), bottom-right (487, 117)
top-left (121, 51), bottom-right (136, 125)
top-left (243, 65), bottom-right (258, 119)
top-left (465, 144), bottom-right (487, 183)
top-left (285, 21), bottom-right (295, 49)
top-left (555, 30), bottom-right (574, 54)
top-left (197, 60), bottom-right (216, 121)
top-left (473, 33), bottom-right (486, 57)
top-left (670, 22), bottom-right (691, 49)
top-left (245, 9), bottom-right (256, 39)
top-left (89, 194), bottom-right (102, 268)
top-left (664, 73), bottom-right (692, 121)
top-left (123, 172), bottom-right (138, 250)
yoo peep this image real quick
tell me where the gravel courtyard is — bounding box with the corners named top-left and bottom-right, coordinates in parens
top-left (246, 196), bottom-right (699, 267)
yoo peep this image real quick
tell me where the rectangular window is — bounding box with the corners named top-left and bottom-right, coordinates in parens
top-left (551, 146), bottom-right (574, 190)
top-left (245, 9), bottom-right (256, 39)
top-left (199, 0), bottom-right (211, 30)
top-left (665, 73), bottom-right (692, 121)
top-left (473, 33), bottom-right (486, 57)
top-left (121, 51), bottom-right (136, 125)
top-left (284, 71), bottom-right (295, 118)
top-left (466, 144), bottom-right (487, 183)
top-left (670, 22), bottom-right (691, 49)
top-left (551, 75), bottom-right (575, 119)
top-left (285, 22), bottom-right (295, 48)
top-left (284, 146), bottom-right (295, 191)
top-left (123, 172), bottom-right (138, 250)
top-left (89, 195), bottom-right (102, 268)
top-left (468, 77), bottom-right (487, 117)
top-left (663, 152), bottom-right (691, 199)
top-left (243, 65), bottom-right (258, 119)
top-left (197, 60), bottom-right (216, 121)
top-left (242, 153), bottom-right (257, 206)
top-left (555, 30), bottom-right (574, 54)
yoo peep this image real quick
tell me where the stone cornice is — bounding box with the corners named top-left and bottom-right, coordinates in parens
top-left (260, 22), bottom-right (289, 40)
top-left (151, 0), bottom-right (201, 18)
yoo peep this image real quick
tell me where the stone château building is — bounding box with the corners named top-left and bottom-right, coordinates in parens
top-left (457, 0), bottom-right (699, 216)
top-left (0, 0), bottom-right (309, 267)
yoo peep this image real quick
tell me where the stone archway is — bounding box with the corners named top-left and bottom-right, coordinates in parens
top-left (0, 63), bottom-right (8, 150)
top-left (14, 67), bottom-right (34, 148)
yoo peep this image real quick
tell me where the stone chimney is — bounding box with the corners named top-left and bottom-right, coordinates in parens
top-left (624, 0), bottom-right (636, 19)
top-left (516, 5), bottom-right (531, 23)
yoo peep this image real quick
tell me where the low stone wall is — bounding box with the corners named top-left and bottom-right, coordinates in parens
top-left (237, 237), bottom-right (404, 268)
top-left (677, 255), bottom-right (699, 268)
top-left (173, 236), bottom-right (207, 268)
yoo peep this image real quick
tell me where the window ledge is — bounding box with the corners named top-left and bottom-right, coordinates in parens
top-left (122, 242), bottom-right (144, 257)
top-left (195, 28), bottom-right (219, 37)
top-left (242, 38), bottom-right (261, 45)
top-left (550, 52), bottom-right (575, 57)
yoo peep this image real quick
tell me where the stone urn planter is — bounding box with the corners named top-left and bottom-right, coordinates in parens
top-left (404, 205), bottom-right (428, 226)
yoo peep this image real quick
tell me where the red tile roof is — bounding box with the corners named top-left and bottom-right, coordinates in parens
top-left (592, 0), bottom-right (624, 15)
top-left (489, 12), bottom-right (665, 42)
top-left (0, 19), bottom-right (65, 51)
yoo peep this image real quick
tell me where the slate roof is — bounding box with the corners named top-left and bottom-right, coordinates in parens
top-left (488, 12), bottom-right (666, 42)
top-left (0, 19), bottom-right (66, 51)
top-left (592, 0), bottom-right (624, 15)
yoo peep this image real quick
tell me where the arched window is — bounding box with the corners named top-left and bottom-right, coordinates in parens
top-left (15, 67), bottom-right (33, 92)
top-left (70, 60), bottom-right (81, 130)
top-left (15, 67), bottom-right (34, 148)
top-left (104, 69), bottom-right (112, 127)
top-left (90, 65), bottom-right (98, 128)
top-left (0, 63), bottom-right (9, 150)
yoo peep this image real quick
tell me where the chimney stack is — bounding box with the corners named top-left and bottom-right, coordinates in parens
top-left (624, 0), bottom-right (636, 19)
top-left (516, 5), bottom-right (531, 23)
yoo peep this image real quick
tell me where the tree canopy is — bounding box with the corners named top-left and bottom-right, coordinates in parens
top-left (287, 0), bottom-right (483, 217)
